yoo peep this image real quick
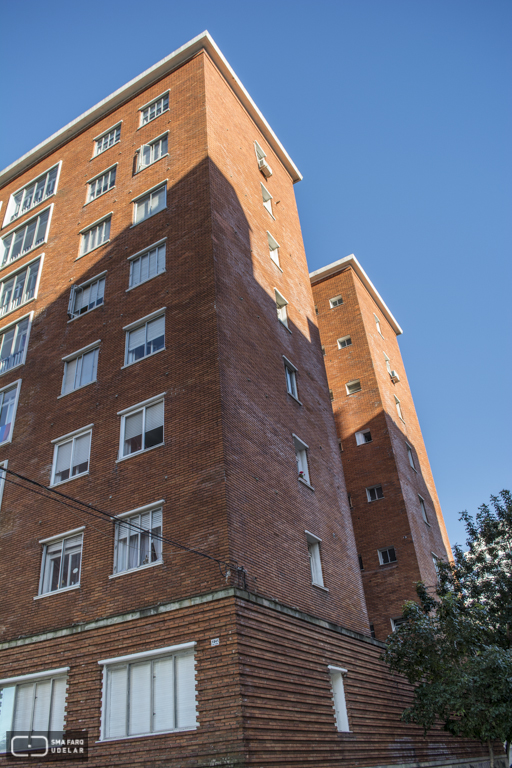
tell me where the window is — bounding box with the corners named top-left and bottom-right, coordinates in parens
top-left (1, 207), bottom-right (51, 267)
top-left (51, 426), bottom-right (92, 485)
top-left (80, 216), bottom-right (111, 256)
top-left (394, 395), bottom-right (404, 421)
top-left (0, 256), bottom-right (42, 319)
top-left (267, 232), bottom-right (280, 267)
top-left (366, 485), bottom-right (384, 502)
top-left (306, 532), bottom-right (324, 587)
top-left (124, 311), bottom-right (165, 366)
top-left (329, 295), bottom-right (343, 308)
top-left (0, 381), bottom-right (21, 445)
top-left (61, 342), bottom-right (99, 396)
top-left (293, 434), bottom-right (310, 485)
top-left (321, 345), bottom-right (326, 356)
top-left (275, 289), bottom-right (289, 328)
top-left (0, 668), bottom-right (68, 752)
top-left (419, 495), bottom-right (429, 524)
top-left (283, 357), bottom-right (299, 400)
top-left (39, 529), bottom-right (84, 594)
top-left (378, 546), bottom-right (397, 565)
top-left (140, 92), bottom-right (169, 126)
top-left (137, 133), bottom-right (168, 171)
top-left (0, 460), bottom-right (7, 510)
top-left (329, 389), bottom-right (334, 401)
top-left (347, 493), bottom-right (353, 509)
top-left (113, 504), bottom-right (163, 575)
top-left (391, 617), bottom-right (407, 631)
top-left (68, 273), bottom-right (106, 319)
top-left (119, 396), bottom-right (164, 459)
top-left (383, 352), bottom-right (391, 374)
top-left (369, 624), bottom-right (376, 639)
top-left (406, 443), bottom-right (416, 470)
top-left (4, 165), bottom-right (59, 226)
top-left (328, 666), bottom-right (350, 732)
top-left (128, 241), bottom-right (166, 289)
top-left (99, 643), bottom-right (197, 740)
top-left (254, 141), bottom-right (272, 177)
top-left (261, 184), bottom-right (273, 216)
top-left (0, 315), bottom-right (31, 375)
top-left (432, 552), bottom-right (441, 580)
top-left (87, 166), bottom-right (116, 202)
top-left (346, 380), bottom-right (361, 395)
top-left (133, 184), bottom-right (166, 225)
top-left (355, 429), bottom-right (372, 445)
top-left (94, 123), bottom-right (121, 156)
top-left (358, 554), bottom-right (364, 570)
top-left (337, 335), bottom-right (351, 349)
top-left (374, 313), bottom-right (384, 337)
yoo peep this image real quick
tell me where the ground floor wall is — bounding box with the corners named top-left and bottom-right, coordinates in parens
top-left (0, 589), bottom-right (505, 768)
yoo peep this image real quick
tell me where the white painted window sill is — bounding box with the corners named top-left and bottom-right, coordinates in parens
top-left (109, 560), bottom-right (163, 579)
top-left (298, 477), bottom-right (314, 491)
top-left (116, 443), bottom-right (164, 464)
top-left (135, 154), bottom-right (169, 174)
top-left (125, 270), bottom-right (166, 292)
top-left (279, 319), bottom-right (292, 334)
top-left (287, 392), bottom-right (302, 406)
top-left (130, 208), bottom-right (167, 228)
top-left (136, 109), bottom-right (170, 131)
top-left (312, 582), bottom-right (329, 592)
top-left (75, 240), bottom-right (110, 261)
top-left (58, 380), bottom-right (97, 399)
top-left (34, 584), bottom-right (80, 600)
top-left (121, 347), bottom-right (166, 369)
top-left (50, 471), bottom-right (90, 488)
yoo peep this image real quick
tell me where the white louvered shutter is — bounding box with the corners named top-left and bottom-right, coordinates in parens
top-left (80, 349), bottom-right (97, 386)
top-left (72, 433), bottom-right (90, 474)
top-left (32, 680), bottom-right (52, 731)
top-left (106, 666), bottom-right (127, 738)
top-left (140, 253), bottom-right (149, 283)
top-left (13, 683), bottom-right (35, 730)
top-left (152, 657), bottom-right (174, 732)
top-left (175, 654), bottom-right (196, 728)
top-left (55, 441), bottom-right (72, 478)
top-left (145, 402), bottom-right (163, 432)
top-left (49, 678), bottom-right (66, 732)
top-left (127, 326), bottom-right (146, 358)
top-left (129, 662), bottom-right (151, 735)
top-left (157, 245), bottom-right (165, 274)
top-left (147, 316), bottom-right (164, 343)
top-left (124, 411), bottom-right (143, 450)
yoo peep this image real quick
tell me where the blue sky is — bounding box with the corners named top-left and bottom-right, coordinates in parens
top-left (1, 0), bottom-right (510, 549)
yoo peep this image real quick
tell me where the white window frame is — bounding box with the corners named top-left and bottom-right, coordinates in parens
top-left (1, 205), bottom-right (53, 269)
top-left (355, 429), bottom-right (372, 446)
top-left (0, 381), bottom-right (21, 447)
top-left (378, 546), bottom-right (397, 565)
top-left (127, 239), bottom-right (166, 291)
top-left (0, 313), bottom-right (33, 377)
top-left (391, 617), bottom-right (406, 632)
top-left (306, 531), bottom-right (325, 588)
top-left (59, 340), bottom-right (100, 398)
top-left (394, 395), bottom-right (404, 422)
top-left (328, 666), bottom-right (350, 732)
top-left (383, 351), bottom-right (392, 374)
top-left (132, 182), bottom-right (167, 226)
top-left (2, 163), bottom-right (61, 228)
top-left (0, 253), bottom-right (43, 321)
top-left (136, 132), bottom-right (169, 172)
top-left (79, 214), bottom-right (111, 258)
top-left (337, 335), bottom-right (351, 349)
top-left (261, 184), bottom-right (273, 217)
top-left (50, 425), bottom-right (93, 486)
top-left (329, 295), bottom-right (343, 308)
top-left (139, 91), bottom-right (170, 127)
top-left (374, 312), bottom-right (384, 337)
top-left (366, 485), bottom-right (384, 502)
top-left (93, 122), bottom-right (122, 157)
top-left (254, 141), bottom-right (266, 163)
top-left (86, 164), bottom-right (117, 203)
top-left (274, 289), bottom-right (289, 329)
top-left (345, 379), bottom-right (361, 395)
top-left (419, 495), bottom-right (430, 524)
top-left (68, 271), bottom-right (106, 321)
top-left (0, 460), bottom-right (8, 510)
top-left (293, 433), bottom-right (311, 487)
top-left (98, 642), bottom-right (197, 741)
top-left (123, 309), bottom-right (165, 368)
top-left (117, 394), bottom-right (165, 462)
top-left (406, 442), bottom-right (416, 470)
top-left (283, 356), bottom-right (300, 402)
top-left (267, 232), bottom-right (280, 268)
top-left (37, 527), bottom-right (85, 597)
top-left (111, 500), bottom-right (164, 577)
top-left (0, 667), bottom-right (69, 752)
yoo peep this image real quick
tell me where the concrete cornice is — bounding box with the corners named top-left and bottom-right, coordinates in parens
top-left (310, 254), bottom-right (403, 336)
top-left (0, 31), bottom-right (302, 189)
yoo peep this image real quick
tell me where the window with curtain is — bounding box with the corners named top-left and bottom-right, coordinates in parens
top-left (0, 672), bottom-right (67, 752)
top-left (114, 507), bottom-right (162, 574)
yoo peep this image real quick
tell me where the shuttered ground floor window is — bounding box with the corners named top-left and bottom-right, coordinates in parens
top-left (100, 645), bottom-right (197, 740)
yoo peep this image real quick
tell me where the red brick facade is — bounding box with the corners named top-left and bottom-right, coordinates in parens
top-left (0, 33), bottom-right (499, 768)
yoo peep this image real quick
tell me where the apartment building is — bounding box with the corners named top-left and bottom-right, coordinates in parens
top-left (0, 31), bottom-right (496, 768)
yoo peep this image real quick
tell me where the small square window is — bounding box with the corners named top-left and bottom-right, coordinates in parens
top-left (137, 133), bottom-right (168, 172)
top-left (355, 429), bottom-right (372, 445)
top-left (337, 335), bottom-right (352, 349)
top-left (128, 241), bottom-right (166, 289)
top-left (306, 532), bottom-right (324, 587)
top-left (267, 232), bottom-right (280, 267)
top-left (378, 546), bottom-right (397, 565)
top-left (39, 529), bottom-right (83, 594)
top-left (133, 184), bottom-right (167, 225)
top-left (419, 496), bottom-right (429, 524)
top-left (346, 380), bottom-right (361, 395)
top-left (68, 273), bottom-right (106, 319)
top-left (328, 666), bottom-right (350, 732)
top-left (329, 295), bottom-right (343, 308)
top-left (283, 356), bottom-right (299, 400)
top-left (406, 443), bottom-right (416, 470)
top-left (94, 124), bottom-right (121, 156)
top-left (87, 166), bottom-right (116, 202)
top-left (125, 312), bottom-right (165, 366)
top-left (275, 289), bottom-right (288, 328)
top-left (114, 505), bottom-right (163, 574)
top-left (366, 485), bottom-right (384, 502)
top-left (140, 92), bottom-right (169, 126)
top-left (119, 397), bottom-right (164, 459)
top-left (51, 428), bottom-right (92, 485)
top-left (80, 216), bottom-right (111, 256)
top-left (293, 434), bottom-right (310, 485)
top-left (61, 344), bottom-right (99, 396)
top-left (261, 183), bottom-right (273, 216)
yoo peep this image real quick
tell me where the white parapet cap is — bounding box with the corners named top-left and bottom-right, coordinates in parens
top-left (309, 254), bottom-right (403, 336)
top-left (0, 31), bottom-right (302, 188)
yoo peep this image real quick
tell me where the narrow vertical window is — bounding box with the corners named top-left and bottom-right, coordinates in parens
top-left (261, 184), bottom-right (273, 216)
top-left (274, 290), bottom-right (289, 328)
top-left (267, 233), bottom-right (280, 267)
top-left (394, 395), bottom-right (404, 421)
top-left (406, 443), bottom-right (416, 469)
top-left (283, 357), bottom-right (299, 400)
top-left (328, 666), bottom-right (350, 732)
top-left (293, 434), bottom-right (310, 485)
top-left (306, 532), bottom-right (324, 587)
top-left (419, 496), bottom-right (429, 524)
top-left (374, 313), bottom-right (384, 337)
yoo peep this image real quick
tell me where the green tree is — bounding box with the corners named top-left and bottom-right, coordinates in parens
top-left (384, 491), bottom-right (512, 768)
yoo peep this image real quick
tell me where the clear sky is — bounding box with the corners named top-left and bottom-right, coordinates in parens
top-left (1, 0), bottom-right (510, 550)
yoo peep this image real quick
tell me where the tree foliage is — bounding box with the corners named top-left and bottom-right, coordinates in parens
top-left (384, 491), bottom-right (512, 766)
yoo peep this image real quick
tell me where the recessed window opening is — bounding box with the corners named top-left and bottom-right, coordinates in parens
top-left (2, 207), bottom-right (51, 267)
top-left (0, 256), bottom-right (42, 318)
top-left (419, 496), bottom-right (429, 524)
top-left (133, 184), bottom-right (166, 225)
top-left (0, 315), bottom-right (30, 375)
top-left (119, 397), bottom-right (164, 459)
top-left (394, 395), bottom-right (404, 421)
top-left (274, 289), bottom-right (288, 328)
top-left (68, 274), bottom-right (106, 319)
top-left (329, 295), bottom-right (343, 308)
top-left (39, 532), bottom-right (83, 594)
top-left (378, 546), bottom-right (397, 565)
top-left (137, 133), bottom-right (168, 171)
top-left (5, 165), bottom-right (59, 225)
top-left (293, 434), bottom-right (310, 485)
top-left (51, 428), bottom-right (92, 485)
top-left (94, 124), bottom-right (121, 156)
top-left (346, 380), bottom-right (361, 395)
top-left (140, 92), bottom-right (169, 126)
top-left (366, 485), bottom-right (384, 502)
top-left (61, 344), bottom-right (100, 396)
top-left (114, 506), bottom-right (163, 574)
top-left (337, 335), bottom-right (352, 349)
top-left (306, 532), bottom-right (324, 587)
top-left (406, 443), bottom-right (416, 470)
top-left (125, 313), bottom-right (165, 366)
top-left (328, 666), bottom-right (350, 732)
top-left (283, 357), bottom-right (299, 400)
top-left (87, 166), bottom-right (116, 202)
top-left (267, 232), bottom-right (280, 267)
top-left (0, 381), bottom-right (21, 445)
top-left (374, 313), bottom-right (384, 337)
top-left (128, 242), bottom-right (166, 289)
top-left (355, 429), bottom-right (372, 445)
top-left (80, 216), bottom-right (111, 256)
top-left (261, 184), bottom-right (273, 216)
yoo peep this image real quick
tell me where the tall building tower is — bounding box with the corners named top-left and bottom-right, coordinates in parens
top-left (311, 256), bottom-right (452, 640)
top-left (0, 32), bottom-right (495, 768)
